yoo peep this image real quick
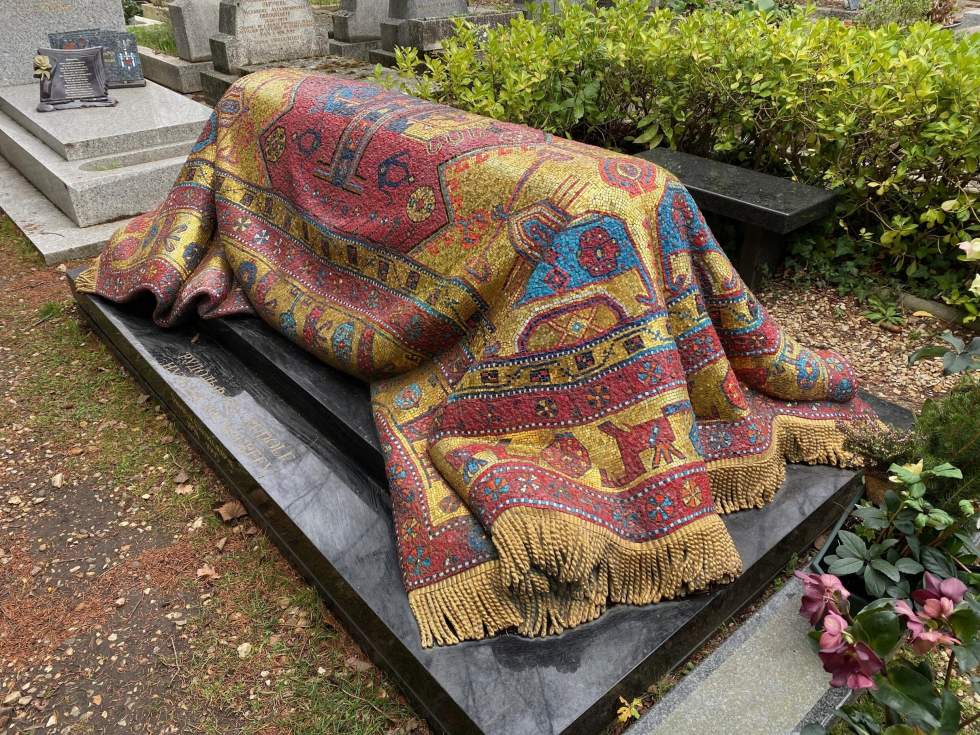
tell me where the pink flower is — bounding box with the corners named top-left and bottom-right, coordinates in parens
top-left (819, 611), bottom-right (849, 652)
top-left (895, 599), bottom-right (960, 655)
top-left (796, 571), bottom-right (851, 625)
top-left (921, 597), bottom-right (955, 621)
top-left (913, 572), bottom-right (967, 606)
top-left (819, 641), bottom-right (884, 690)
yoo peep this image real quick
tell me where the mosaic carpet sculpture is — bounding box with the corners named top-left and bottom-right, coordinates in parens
top-left (79, 70), bottom-right (874, 647)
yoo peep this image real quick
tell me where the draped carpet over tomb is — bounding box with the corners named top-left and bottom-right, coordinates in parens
top-left (78, 70), bottom-right (873, 646)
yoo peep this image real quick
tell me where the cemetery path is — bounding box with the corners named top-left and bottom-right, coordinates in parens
top-left (0, 217), bottom-right (424, 734)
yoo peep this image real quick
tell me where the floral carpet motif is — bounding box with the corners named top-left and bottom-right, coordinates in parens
top-left (80, 70), bottom-right (873, 646)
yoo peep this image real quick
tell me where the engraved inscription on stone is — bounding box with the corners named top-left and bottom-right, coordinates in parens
top-left (59, 57), bottom-right (97, 98)
top-left (236, 0), bottom-right (316, 60)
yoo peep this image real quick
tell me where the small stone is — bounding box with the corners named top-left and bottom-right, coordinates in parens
top-left (114, 597), bottom-right (126, 607)
top-left (50, 473), bottom-right (64, 488)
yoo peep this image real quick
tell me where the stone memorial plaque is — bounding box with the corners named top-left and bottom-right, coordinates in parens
top-left (34, 47), bottom-right (117, 112)
top-left (48, 29), bottom-right (146, 88)
top-left (211, 0), bottom-right (321, 72)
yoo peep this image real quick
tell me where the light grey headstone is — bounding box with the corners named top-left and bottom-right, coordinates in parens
top-left (331, 0), bottom-right (389, 41)
top-left (169, 0), bottom-right (222, 61)
top-left (1, 0), bottom-right (126, 87)
top-left (209, 0), bottom-right (321, 72)
top-left (389, 0), bottom-right (466, 19)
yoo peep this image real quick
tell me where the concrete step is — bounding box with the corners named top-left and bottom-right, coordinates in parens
top-left (0, 108), bottom-right (189, 228)
top-left (0, 82), bottom-right (209, 161)
top-left (631, 577), bottom-right (849, 735)
top-left (0, 154), bottom-right (127, 264)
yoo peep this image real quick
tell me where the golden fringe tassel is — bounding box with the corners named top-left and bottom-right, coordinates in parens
top-left (707, 415), bottom-right (853, 514)
top-left (410, 512), bottom-right (741, 647)
top-left (72, 264), bottom-right (99, 293)
top-left (408, 562), bottom-right (524, 648)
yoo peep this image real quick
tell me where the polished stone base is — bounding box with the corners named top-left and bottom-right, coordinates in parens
top-left (71, 278), bottom-right (868, 735)
top-left (139, 47), bottom-right (214, 94)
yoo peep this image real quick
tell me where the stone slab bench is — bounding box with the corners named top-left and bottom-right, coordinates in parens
top-left (71, 272), bottom-right (910, 735)
top-left (634, 148), bottom-right (837, 289)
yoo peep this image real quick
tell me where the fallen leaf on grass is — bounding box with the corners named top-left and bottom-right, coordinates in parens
top-left (175, 483), bottom-right (194, 496)
top-left (215, 500), bottom-right (248, 523)
top-left (67, 446), bottom-right (83, 456)
top-left (345, 656), bottom-right (373, 673)
top-left (136, 393), bottom-right (150, 405)
top-left (173, 470), bottom-right (189, 485)
top-left (215, 536), bottom-right (228, 553)
top-left (237, 642), bottom-right (253, 659)
top-left (196, 564), bottom-right (219, 583)
top-left (50, 473), bottom-right (64, 488)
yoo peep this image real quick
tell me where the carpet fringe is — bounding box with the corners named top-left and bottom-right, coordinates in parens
top-left (409, 513), bottom-right (741, 647)
top-left (707, 415), bottom-right (854, 513)
top-left (73, 263), bottom-right (99, 293)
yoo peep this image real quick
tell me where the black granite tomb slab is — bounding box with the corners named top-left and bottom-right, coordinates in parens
top-left (72, 281), bottom-right (869, 735)
top-left (635, 148), bottom-right (837, 235)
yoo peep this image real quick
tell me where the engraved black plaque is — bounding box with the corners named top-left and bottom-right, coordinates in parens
top-left (34, 47), bottom-right (118, 113)
top-left (48, 29), bottom-right (146, 89)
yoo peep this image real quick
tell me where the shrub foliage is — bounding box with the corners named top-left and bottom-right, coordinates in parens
top-left (388, 2), bottom-right (980, 317)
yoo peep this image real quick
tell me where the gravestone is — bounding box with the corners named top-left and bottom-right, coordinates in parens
top-left (328, 0), bottom-right (389, 58)
top-left (0, 0), bottom-right (212, 262)
top-left (210, 0), bottom-right (322, 74)
top-left (139, 0), bottom-right (219, 93)
top-left (48, 29), bottom-right (146, 88)
top-left (169, 0), bottom-right (222, 61)
top-left (1, 0), bottom-right (126, 87)
top-left (368, 0), bottom-right (520, 67)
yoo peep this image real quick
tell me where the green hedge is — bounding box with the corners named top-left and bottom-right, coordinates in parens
top-left (387, 2), bottom-right (980, 319)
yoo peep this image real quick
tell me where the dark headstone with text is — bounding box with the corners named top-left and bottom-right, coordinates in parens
top-left (34, 47), bottom-right (118, 112)
top-left (48, 29), bottom-right (145, 88)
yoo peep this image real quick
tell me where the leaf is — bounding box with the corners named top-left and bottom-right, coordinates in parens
top-left (854, 506), bottom-right (890, 530)
top-left (870, 559), bottom-right (901, 582)
top-left (894, 558), bottom-right (924, 575)
top-left (920, 547), bottom-right (958, 578)
top-left (345, 655), bottom-right (374, 673)
top-left (838, 530), bottom-right (869, 559)
top-left (215, 499), bottom-right (248, 523)
top-left (174, 483), bottom-right (194, 496)
top-left (864, 564), bottom-right (890, 598)
top-left (908, 345), bottom-right (948, 365)
top-left (953, 641), bottom-right (980, 672)
top-left (829, 557), bottom-right (865, 576)
top-left (928, 463), bottom-right (962, 479)
top-left (936, 689), bottom-right (961, 735)
top-left (871, 663), bottom-right (941, 731)
top-left (237, 642), bottom-right (253, 659)
top-left (196, 564), bottom-right (219, 583)
top-left (852, 603), bottom-right (902, 658)
top-left (949, 605), bottom-right (980, 642)
top-left (173, 470), bottom-right (190, 484)
top-left (50, 473), bottom-right (64, 488)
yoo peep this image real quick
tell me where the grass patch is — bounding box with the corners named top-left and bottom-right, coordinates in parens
top-left (0, 214), bottom-right (423, 732)
top-left (131, 23), bottom-right (178, 56)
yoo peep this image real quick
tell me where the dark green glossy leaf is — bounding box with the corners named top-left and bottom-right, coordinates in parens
top-left (839, 530), bottom-right (869, 559)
